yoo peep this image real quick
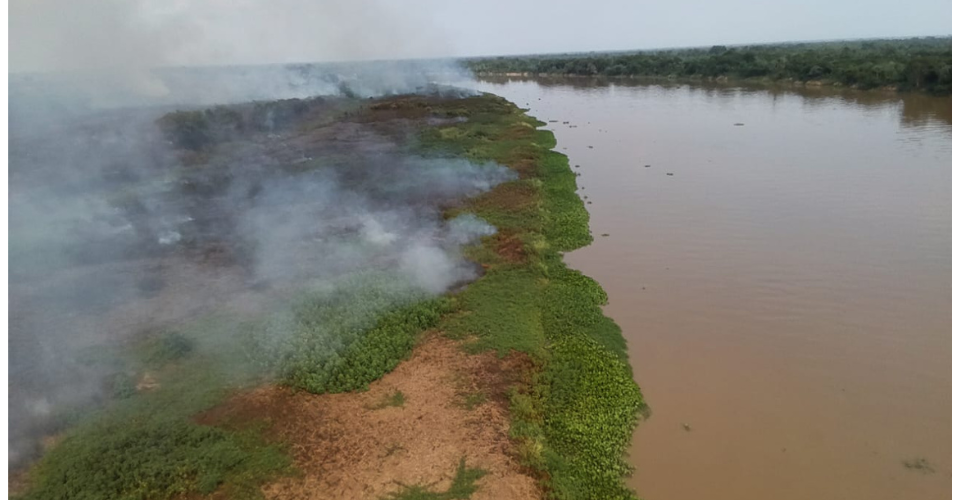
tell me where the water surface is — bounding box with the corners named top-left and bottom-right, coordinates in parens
top-left (478, 77), bottom-right (951, 500)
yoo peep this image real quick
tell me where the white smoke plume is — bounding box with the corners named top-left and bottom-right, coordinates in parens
top-left (10, 0), bottom-right (476, 107)
top-left (8, 0), bottom-right (494, 468)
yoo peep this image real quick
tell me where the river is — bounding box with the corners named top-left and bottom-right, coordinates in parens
top-left (477, 77), bottom-right (951, 500)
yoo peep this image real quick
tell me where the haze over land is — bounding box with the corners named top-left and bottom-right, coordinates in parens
top-left (10, 0), bottom-right (951, 75)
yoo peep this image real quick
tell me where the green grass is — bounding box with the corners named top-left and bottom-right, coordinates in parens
top-left (226, 270), bottom-right (454, 394)
top-left (17, 344), bottom-right (292, 500)
top-left (443, 267), bottom-right (545, 356)
top-left (283, 295), bottom-right (454, 393)
top-left (19, 418), bottom-right (289, 500)
top-left (412, 93), bottom-right (646, 499)
top-left (383, 457), bottom-right (487, 500)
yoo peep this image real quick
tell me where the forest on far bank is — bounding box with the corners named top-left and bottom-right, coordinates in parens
top-left (464, 37), bottom-right (952, 93)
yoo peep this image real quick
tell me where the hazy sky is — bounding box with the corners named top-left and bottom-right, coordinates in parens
top-left (437, 0), bottom-right (952, 55)
top-left (9, 0), bottom-right (952, 72)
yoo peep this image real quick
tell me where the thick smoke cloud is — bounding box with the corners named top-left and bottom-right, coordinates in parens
top-left (236, 159), bottom-right (510, 289)
top-left (9, 96), bottom-right (512, 464)
top-left (10, 0), bottom-right (452, 73)
top-left (9, 106), bottom-right (514, 463)
top-left (8, 0), bottom-right (489, 468)
top-left (10, 0), bottom-right (473, 105)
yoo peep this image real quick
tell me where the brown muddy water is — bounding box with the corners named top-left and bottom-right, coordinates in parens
top-left (478, 77), bottom-right (951, 500)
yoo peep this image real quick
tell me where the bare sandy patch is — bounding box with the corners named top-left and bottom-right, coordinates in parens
top-left (200, 334), bottom-right (539, 500)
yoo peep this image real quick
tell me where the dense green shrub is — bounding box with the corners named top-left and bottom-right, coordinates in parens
top-left (19, 417), bottom-right (288, 500)
top-left (542, 336), bottom-right (644, 500)
top-left (285, 296), bottom-right (453, 393)
top-left (539, 151), bottom-right (592, 252)
top-left (443, 267), bottom-right (545, 356)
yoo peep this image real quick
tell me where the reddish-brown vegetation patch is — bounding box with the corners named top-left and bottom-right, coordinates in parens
top-left (495, 144), bottom-right (543, 168)
top-left (493, 231), bottom-right (527, 263)
top-left (511, 159), bottom-right (539, 179)
top-left (469, 182), bottom-right (538, 215)
top-left (496, 123), bottom-right (536, 141)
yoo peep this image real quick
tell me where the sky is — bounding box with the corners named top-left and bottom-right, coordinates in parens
top-left (8, 0), bottom-right (953, 73)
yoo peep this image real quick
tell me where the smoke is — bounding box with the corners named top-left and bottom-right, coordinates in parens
top-left (8, 95), bottom-right (513, 465)
top-left (231, 156), bottom-right (514, 289)
top-left (8, 0), bottom-right (492, 468)
top-left (10, 0), bottom-right (454, 73)
top-left (10, 0), bottom-right (476, 107)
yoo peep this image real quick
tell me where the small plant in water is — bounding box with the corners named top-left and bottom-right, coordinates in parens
top-left (902, 457), bottom-right (935, 474)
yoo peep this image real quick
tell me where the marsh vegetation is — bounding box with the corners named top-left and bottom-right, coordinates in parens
top-left (12, 91), bottom-right (644, 500)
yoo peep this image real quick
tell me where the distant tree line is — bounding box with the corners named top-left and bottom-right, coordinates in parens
top-left (464, 38), bottom-right (952, 93)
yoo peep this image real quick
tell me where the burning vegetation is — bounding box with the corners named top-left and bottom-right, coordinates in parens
top-left (11, 91), bottom-right (645, 500)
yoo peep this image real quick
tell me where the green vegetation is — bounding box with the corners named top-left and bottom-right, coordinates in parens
top-left (383, 458), bottom-right (487, 500)
top-left (16, 273), bottom-right (451, 499)
top-left (136, 331), bottom-right (195, 367)
top-left (20, 419), bottom-right (289, 500)
top-left (444, 267), bottom-right (545, 355)
top-left (465, 37), bottom-right (952, 93)
top-left (18, 92), bottom-right (644, 500)
top-left (459, 391), bottom-right (488, 410)
top-left (16, 241), bottom-right (448, 500)
top-left (18, 341), bottom-right (291, 500)
top-left (277, 280), bottom-right (453, 393)
top-left (413, 93), bottom-right (646, 499)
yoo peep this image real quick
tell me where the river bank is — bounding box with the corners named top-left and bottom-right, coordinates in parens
top-left (12, 92), bottom-right (645, 500)
top-left (464, 38), bottom-right (952, 94)
top-left (477, 76), bottom-right (951, 500)
top-left (474, 71), bottom-right (914, 92)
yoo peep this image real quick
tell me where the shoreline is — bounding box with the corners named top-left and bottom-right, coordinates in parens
top-left (478, 77), bottom-right (951, 500)
top-left (474, 72), bottom-right (950, 96)
top-left (13, 92), bottom-right (646, 500)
